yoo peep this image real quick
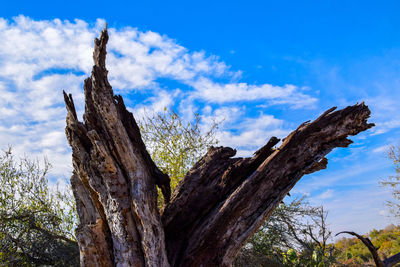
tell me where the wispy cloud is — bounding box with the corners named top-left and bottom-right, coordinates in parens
top-left (316, 189), bottom-right (334, 200)
top-left (131, 90), bottom-right (176, 120)
top-left (294, 160), bottom-right (391, 194)
top-left (314, 187), bottom-right (395, 236)
top-left (216, 114), bottom-right (289, 157)
top-left (1, 14), bottom-right (398, 236)
top-left (190, 78), bottom-right (317, 108)
top-left (373, 144), bottom-right (391, 154)
top-left (0, 16), bottom-right (314, 178)
top-left (107, 28), bottom-right (236, 89)
top-left (372, 119), bottom-right (400, 135)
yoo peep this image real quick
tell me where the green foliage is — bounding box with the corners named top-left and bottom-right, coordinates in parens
top-left (138, 108), bottom-right (218, 204)
top-left (0, 148), bottom-right (79, 266)
top-left (283, 248), bottom-right (299, 266)
top-left (234, 198), bottom-right (336, 267)
top-left (0, 108), bottom-right (217, 265)
top-left (6, 106), bottom-right (396, 267)
top-left (381, 145), bottom-right (400, 218)
top-left (333, 224), bottom-right (400, 266)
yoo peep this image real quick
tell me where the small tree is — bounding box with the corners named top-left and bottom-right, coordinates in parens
top-left (334, 225), bottom-right (400, 266)
top-left (332, 146), bottom-right (400, 267)
top-left (0, 148), bottom-right (79, 266)
top-left (138, 108), bottom-right (218, 205)
top-left (235, 198), bottom-right (335, 267)
top-left (140, 109), bottom-right (338, 266)
top-left (381, 145), bottom-right (400, 218)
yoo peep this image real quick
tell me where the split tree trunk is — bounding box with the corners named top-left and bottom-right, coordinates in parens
top-left (64, 27), bottom-right (374, 267)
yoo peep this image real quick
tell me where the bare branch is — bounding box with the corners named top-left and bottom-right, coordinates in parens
top-left (336, 231), bottom-right (384, 267)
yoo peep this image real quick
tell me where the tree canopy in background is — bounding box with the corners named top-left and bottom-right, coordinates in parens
top-left (235, 198), bottom-right (335, 267)
top-left (0, 148), bottom-right (79, 266)
top-left (334, 225), bottom-right (400, 266)
top-left (139, 109), bottom-right (339, 266)
top-left (381, 145), bottom-right (400, 219)
top-left (138, 108), bottom-right (218, 205)
top-left (2, 108), bottom-right (400, 266)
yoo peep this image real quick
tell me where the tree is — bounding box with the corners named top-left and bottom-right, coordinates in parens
top-left (234, 198), bottom-right (336, 267)
top-left (335, 145), bottom-right (400, 267)
top-left (0, 93), bottom-right (214, 266)
top-left (381, 145), bottom-right (400, 218)
top-left (63, 27), bottom-right (374, 266)
top-left (140, 107), bottom-right (336, 266)
top-left (0, 148), bottom-right (79, 266)
top-left (138, 108), bottom-right (218, 205)
top-left (335, 231), bottom-right (400, 267)
top-left (334, 225), bottom-right (400, 266)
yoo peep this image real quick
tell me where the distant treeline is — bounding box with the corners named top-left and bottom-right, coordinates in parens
top-left (333, 224), bottom-right (400, 266)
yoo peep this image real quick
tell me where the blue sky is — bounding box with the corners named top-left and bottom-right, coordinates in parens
top-left (1, 1), bottom-right (400, 235)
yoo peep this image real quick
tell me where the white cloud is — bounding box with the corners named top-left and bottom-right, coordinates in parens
top-left (107, 28), bottom-right (235, 89)
top-left (201, 106), bottom-right (244, 129)
top-left (312, 187), bottom-right (395, 236)
top-left (1, 15), bottom-right (396, 236)
top-left (366, 96), bottom-right (400, 135)
top-left (132, 90), bottom-right (175, 120)
top-left (316, 189), bottom-right (334, 200)
top-left (0, 16), bottom-right (99, 83)
top-left (0, 15), bottom-right (315, 178)
top-left (372, 120), bottom-right (400, 135)
top-left (190, 78), bottom-right (317, 108)
top-left (373, 144), bottom-right (391, 154)
top-left (294, 161), bottom-right (387, 193)
top-left (216, 113), bottom-right (288, 156)
top-left (197, 105), bottom-right (290, 155)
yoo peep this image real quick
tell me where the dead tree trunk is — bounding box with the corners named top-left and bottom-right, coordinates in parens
top-left (64, 27), bottom-right (374, 267)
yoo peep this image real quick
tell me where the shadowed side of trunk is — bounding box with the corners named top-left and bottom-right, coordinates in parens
top-left (162, 104), bottom-right (374, 266)
top-left (64, 27), bottom-right (170, 267)
top-left (64, 27), bottom-right (374, 267)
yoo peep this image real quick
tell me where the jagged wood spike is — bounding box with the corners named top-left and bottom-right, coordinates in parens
top-left (64, 27), bottom-right (374, 267)
top-left (163, 103), bottom-right (374, 266)
top-left (64, 26), bottom-right (169, 267)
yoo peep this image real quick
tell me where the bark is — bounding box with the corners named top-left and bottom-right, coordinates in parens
top-left (64, 27), bottom-right (374, 267)
top-left (64, 27), bottom-right (169, 267)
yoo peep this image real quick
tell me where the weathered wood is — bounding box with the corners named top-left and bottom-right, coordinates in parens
top-left (163, 103), bottom-right (374, 266)
top-left (64, 27), bottom-right (374, 267)
top-left (64, 27), bottom-right (169, 267)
